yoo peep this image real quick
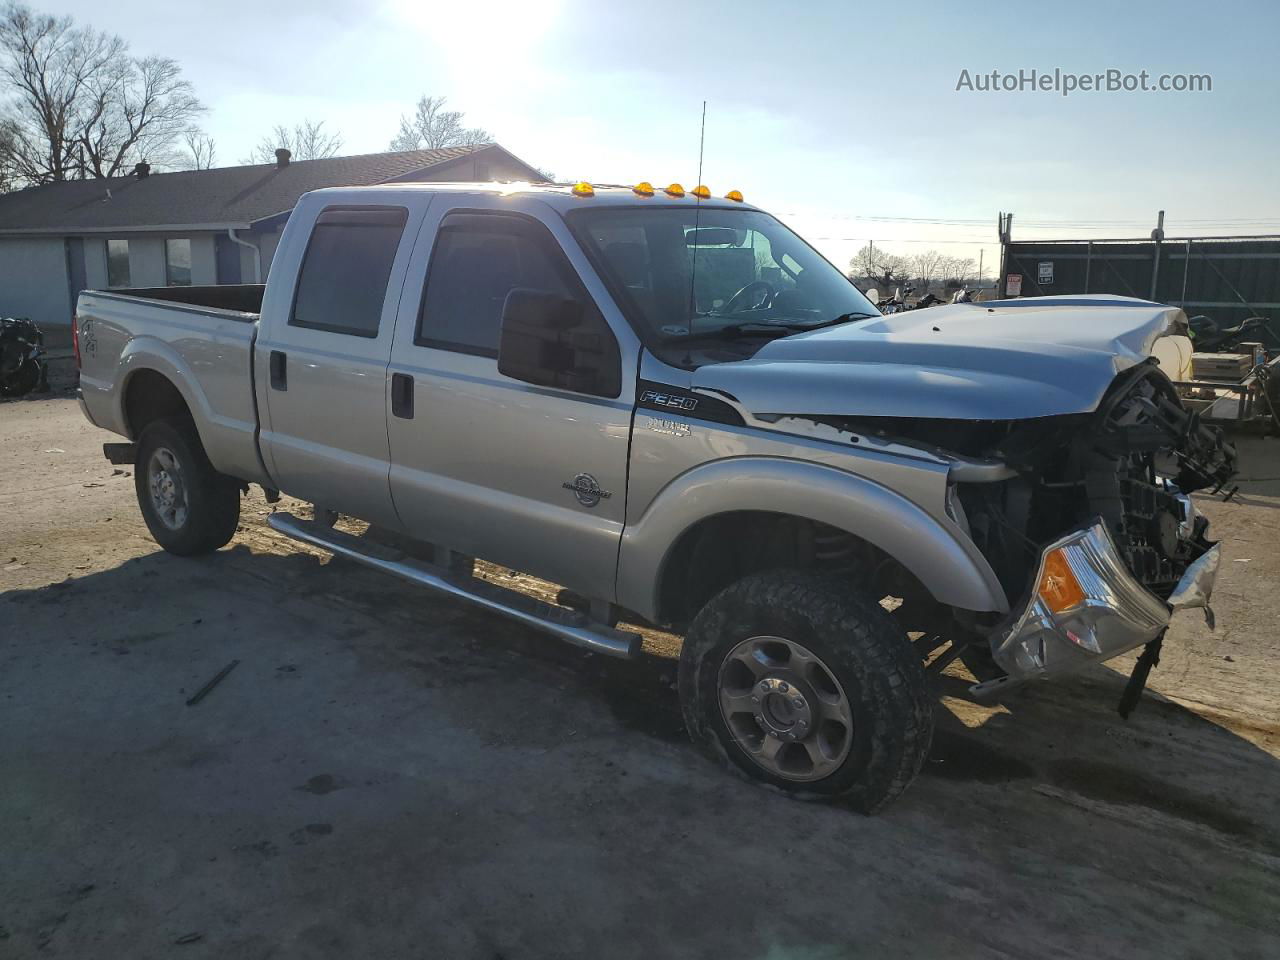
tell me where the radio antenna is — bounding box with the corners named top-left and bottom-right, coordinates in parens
top-left (686, 100), bottom-right (707, 343)
top-left (696, 99), bottom-right (706, 188)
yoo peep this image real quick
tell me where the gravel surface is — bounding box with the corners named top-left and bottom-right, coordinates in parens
top-left (2, 373), bottom-right (1278, 959)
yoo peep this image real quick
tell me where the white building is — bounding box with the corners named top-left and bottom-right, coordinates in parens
top-left (0, 144), bottom-right (544, 330)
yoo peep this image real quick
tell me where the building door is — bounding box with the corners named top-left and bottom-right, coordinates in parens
top-left (214, 233), bottom-right (242, 284)
top-left (65, 237), bottom-right (87, 322)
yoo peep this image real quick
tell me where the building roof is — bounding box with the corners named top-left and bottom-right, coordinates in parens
top-left (0, 144), bottom-right (543, 235)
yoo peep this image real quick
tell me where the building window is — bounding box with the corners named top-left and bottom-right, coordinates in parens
top-left (106, 239), bottom-right (131, 287)
top-left (290, 206), bottom-right (408, 338)
top-left (165, 238), bottom-right (192, 286)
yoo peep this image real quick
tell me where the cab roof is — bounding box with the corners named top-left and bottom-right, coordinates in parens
top-left (303, 181), bottom-right (761, 213)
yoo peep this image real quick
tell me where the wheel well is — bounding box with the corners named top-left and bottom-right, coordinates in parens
top-left (124, 369), bottom-right (191, 439)
top-left (655, 511), bottom-right (941, 630)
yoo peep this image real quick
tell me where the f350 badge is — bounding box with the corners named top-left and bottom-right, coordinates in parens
top-left (640, 389), bottom-right (698, 411)
top-left (563, 473), bottom-right (611, 508)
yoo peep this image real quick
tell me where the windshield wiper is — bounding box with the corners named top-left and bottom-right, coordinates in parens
top-left (662, 311), bottom-right (879, 343)
top-left (820, 311), bottom-right (878, 326)
top-left (662, 321), bottom-right (811, 342)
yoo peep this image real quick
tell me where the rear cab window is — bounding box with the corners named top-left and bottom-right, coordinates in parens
top-left (291, 207), bottom-right (409, 338)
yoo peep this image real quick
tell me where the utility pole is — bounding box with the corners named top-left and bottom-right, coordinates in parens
top-left (977, 248), bottom-right (984, 286)
top-left (996, 212), bottom-right (1013, 296)
top-left (1149, 209), bottom-right (1165, 300)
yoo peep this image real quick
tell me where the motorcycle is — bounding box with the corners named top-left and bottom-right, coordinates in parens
top-left (875, 285), bottom-right (912, 314)
top-left (1187, 314), bottom-right (1274, 354)
top-left (0, 316), bottom-right (49, 398)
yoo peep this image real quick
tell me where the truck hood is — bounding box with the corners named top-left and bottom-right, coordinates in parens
top-left (692, 295), bottom-right (1188, 421)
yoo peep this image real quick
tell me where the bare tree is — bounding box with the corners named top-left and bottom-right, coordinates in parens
top-left (243, 120), bottom-right (342, 164)
top-left (909, 250), bottom-right (944, 288)
top-left (952, 256), bottom-right (976, 282)
top-left (77, 54), bottom-right (203, 177)
top-left (390, 95), bottom-right (490, 151)
top-left (0, 116), bottom-right (17, 191)
top-left (848, 243), bottom-right (910, 286)
top-left (932, 256), bottom-right (977, 288)
top-left (848, 243), bottom-right (877, 281)
top-left (0, 3), bottom-right (203, 184)
top-left (182, 127), bottom-right (215, 170)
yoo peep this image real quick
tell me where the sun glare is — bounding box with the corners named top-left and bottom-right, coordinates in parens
top-left (382, 0), bottom-right (562, 56)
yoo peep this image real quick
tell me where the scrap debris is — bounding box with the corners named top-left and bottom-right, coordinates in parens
top-left (185, 659), bottom-right (240, 707)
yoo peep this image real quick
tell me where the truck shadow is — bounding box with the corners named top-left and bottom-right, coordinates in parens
top-left (4, 539), bottom-right (1277, 853)
top-left (929, 669), bottom-right (1278, 850)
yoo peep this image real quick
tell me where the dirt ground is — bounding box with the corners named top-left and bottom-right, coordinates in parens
top-left (2, 362), bottom-right (1279, 959)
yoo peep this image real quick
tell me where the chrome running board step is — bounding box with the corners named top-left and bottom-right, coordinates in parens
top-left (267, 511), bottom-right (642, 659)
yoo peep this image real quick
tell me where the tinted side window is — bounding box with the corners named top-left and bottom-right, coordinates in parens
top-left (417, 217), bottom-right (574, 357)
top-left (291, 207), bottom-right (408, 338)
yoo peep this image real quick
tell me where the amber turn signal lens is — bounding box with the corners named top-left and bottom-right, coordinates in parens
top-left (724, 189), bottom-right (744, 202)
top-left (571, 181), bottom-right (595, 197)
top-left (633, 181), bottom-right (655, 197)
top-left (691, 184), bottom-right (711, 199)
top-left (1037, 548), bottom-right (1086, 614)
top-left (664, 183), bottom-right (685, 197)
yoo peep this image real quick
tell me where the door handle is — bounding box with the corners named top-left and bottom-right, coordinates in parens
top-left (391, 372), bottom-right (414, 419)
top-left (269, 350), bottom-right (287, 390)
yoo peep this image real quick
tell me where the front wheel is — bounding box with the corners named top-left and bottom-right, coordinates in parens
top-left (678, 570), bottom-right (933, 813)
top-left (134, 418), bottom-right (241, 555)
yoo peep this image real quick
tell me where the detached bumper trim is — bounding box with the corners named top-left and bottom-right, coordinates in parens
top-left (991, 519), bottom-right (1181, 684)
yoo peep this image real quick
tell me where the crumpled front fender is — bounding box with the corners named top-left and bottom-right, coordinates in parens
top-left (616, 456), bottom-right (1009, 623)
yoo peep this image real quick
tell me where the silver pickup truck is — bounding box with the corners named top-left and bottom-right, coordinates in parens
top-left (75, 181), bottom-right (1235, 811)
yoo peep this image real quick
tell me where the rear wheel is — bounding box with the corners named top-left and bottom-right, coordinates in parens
top-left (678, 570), bottom-right (933, 813)
top-left (134, 418), bottom-right (240, 555)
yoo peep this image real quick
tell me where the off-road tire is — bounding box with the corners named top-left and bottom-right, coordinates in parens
top-left (679, 570), bottom-right (933, 813)
top-left (135, 417), bottom-right (240, 555)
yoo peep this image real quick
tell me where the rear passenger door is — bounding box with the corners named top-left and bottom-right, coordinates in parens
top-left (385, 201), bottom-right (637, 601)
top-left (258, 203), bottom-right (422, 529)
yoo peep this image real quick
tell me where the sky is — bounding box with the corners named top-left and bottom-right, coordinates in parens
top-left (43, 0), bottom-right (1280, 279)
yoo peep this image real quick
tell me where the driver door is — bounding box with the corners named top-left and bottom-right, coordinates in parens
top-left (385, 200), bottom-right (639, 600)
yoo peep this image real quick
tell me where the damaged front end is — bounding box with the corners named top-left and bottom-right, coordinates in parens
top-left (952, 360), bottom-right (1236, 696)
top-left (812, 359), bottom-right (1236, 699)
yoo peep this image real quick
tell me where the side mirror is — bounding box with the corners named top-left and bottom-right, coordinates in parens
top-left (498, 288), bottom-right (621, 397)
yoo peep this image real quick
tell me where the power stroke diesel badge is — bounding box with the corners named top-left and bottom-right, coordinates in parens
top-left (563, 473), bottom-right (612, 508)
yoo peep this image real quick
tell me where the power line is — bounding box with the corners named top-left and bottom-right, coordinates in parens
top-left (809, 236), bottom-right (996, 244)
top-left (782, 212), bottom-right (1280, 229)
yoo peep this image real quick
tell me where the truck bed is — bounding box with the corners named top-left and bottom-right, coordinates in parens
top-left (104, 284), bottom-right (266, 316)
top-left (75, 285), bottom-right (270, 488)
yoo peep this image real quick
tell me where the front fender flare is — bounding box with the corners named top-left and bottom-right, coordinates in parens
top-left (616, 457), bottom-right (1009, 622)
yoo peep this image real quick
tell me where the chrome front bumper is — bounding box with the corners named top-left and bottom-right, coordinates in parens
top-left (987, 519), bottom-right (1220, 688)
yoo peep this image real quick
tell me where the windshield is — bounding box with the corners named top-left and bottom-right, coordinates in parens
top-left (569, 206), bottom-right (878, 362)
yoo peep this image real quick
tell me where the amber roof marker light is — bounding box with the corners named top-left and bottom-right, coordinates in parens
top-left (725, 189), bottom-right (744, 202)
top-left (691, 184), bottom-right (711, 200)
top-left (571, 181), bottom-right (595, 197)
top-left (664, 183), bottom-right (685, 198)
top-left (632, 181), bottom-right (655, 197)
